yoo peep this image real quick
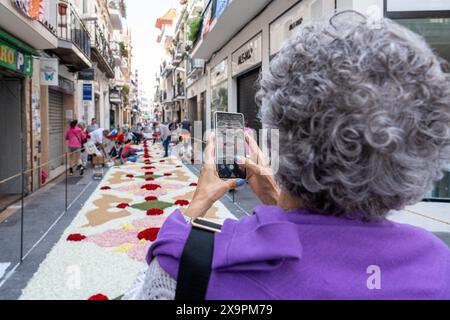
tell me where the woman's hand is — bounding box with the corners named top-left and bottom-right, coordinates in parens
top-left (238, 132), bottom-right (281, 205)
top-left (184, 134), bottom-right (246, 219)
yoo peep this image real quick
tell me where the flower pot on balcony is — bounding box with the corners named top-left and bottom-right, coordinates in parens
top-left (58, 3), bottom-right (68, 16)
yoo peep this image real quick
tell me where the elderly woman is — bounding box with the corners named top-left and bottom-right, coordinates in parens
top-left (125, 12), bottom-right (450, 300)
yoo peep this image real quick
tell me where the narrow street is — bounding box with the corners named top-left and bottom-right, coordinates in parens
top-left (1, 142), bottom-right (241, 300)
top-left (2, 0), bottom-right (450, 304)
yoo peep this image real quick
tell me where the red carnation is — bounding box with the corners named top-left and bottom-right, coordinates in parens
top-left (138, 228), bottom-right (161, 242)
top-left (164, 173), bottom-right (172, 177)
top-left (175, 200), bottom-right (190, 206)
top-left (146, 177), bottom-right (154, 181)
top-left (88, 294), bottom-right (109, 300)
top-left (142, 166), bottom-right (152, 170)
top-left (147, 208), bottom-right (164, 216)
top-left (116, 203), bottom-right (129, 209)
top-left (145, 196), bottom-right (158, 201)
top-left (160, 160), bottom-right (165, 163)
top-left (145, 172), bottom-right (154, 175)
top-left (100, 186), bottom-right (111, 190)
top-left (189, 183), bottom-right (198, 187)
top-left (126, 174), bottom-right (134, 178)
top-left (67, 234), bottom-right (86, 242)
top-left (141, 184), bottom-right (161, 191)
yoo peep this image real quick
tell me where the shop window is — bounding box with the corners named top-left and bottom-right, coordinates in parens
top-left (211, 81), bottom-right (228, 126)
top-left (394, 16), bottom-right (450, 201)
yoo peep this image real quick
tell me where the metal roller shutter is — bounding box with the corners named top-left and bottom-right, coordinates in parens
top-left (237, 67), bottom-right (262, 132)
top-left (48, 90), bottom-right (64, 170)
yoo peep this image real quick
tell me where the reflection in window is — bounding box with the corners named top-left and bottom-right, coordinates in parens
top-left (396, 17), bottom-right (450, 200)
top-left (211, 81), bottom-right (228, 126)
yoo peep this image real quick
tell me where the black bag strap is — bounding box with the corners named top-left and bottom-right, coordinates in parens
top-left (175, 226), bottom-right (217, 300)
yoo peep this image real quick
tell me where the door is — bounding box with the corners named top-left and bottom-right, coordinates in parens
top-left (0, 78), bottom-right (23, 194)
top-left (48, 90), bottom-right (64, 170)
top-left (188, 97), bottom-right (197, 127)
top-left (237, 67), bottom-right (262, 132)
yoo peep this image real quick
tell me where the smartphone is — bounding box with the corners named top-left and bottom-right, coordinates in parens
top-left (214, 112), bottom-right (247, 180)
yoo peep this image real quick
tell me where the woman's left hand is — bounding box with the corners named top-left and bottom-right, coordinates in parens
top-left (184, 134), bottom-right (245, 219)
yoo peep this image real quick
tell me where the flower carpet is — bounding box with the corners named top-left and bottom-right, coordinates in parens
top-left (20, 142), bottom-right (236, 300)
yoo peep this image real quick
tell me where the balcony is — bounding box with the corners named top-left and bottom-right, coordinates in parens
top-left (191, 0), bottom-right (272, 59)
top-left (108, 7), bottom-right (123, 30)
top-left (174, 83), bottom-right (185, 100)
top-left (120, 58), bottom-right (129, 73)
top-left (85, 21), bottom-right (115, 78)
top-left (48, 3), bottom-right (92, 71)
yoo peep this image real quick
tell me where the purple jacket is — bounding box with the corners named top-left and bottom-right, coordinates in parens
top-left (147, 206), bottom-right (450, 300)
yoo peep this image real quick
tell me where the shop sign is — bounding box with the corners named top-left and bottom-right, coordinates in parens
top-left (11, 0), bottom-right (43, 20)
top-left (78, 68), bottom-right (95, 81)
top-left (40, 58), bottom-right (58, 86)
top-left (110, 89), bottom-right (122, 104)
top-left (83, 83), bottom-right (93, 101)
top-left (269, 1), bottom-right (310, 56)
top-left (232, 33), bottom-right (262, 77)
top-left (386, 0), bottom-right (450, 12)
top-left (210, 59), bottom-right (228, 86)
top-left (0, 38), bottom-right (33, 76)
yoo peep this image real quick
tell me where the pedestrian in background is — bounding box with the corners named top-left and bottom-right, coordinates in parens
top-left (154, 122), bottom-right (171, 158)
top-left (77, 121), bottom-right (88, 169)
top-left (87, 118), bottom-right (99, 134)
top-left (66, 120), bottom-right (85, 176)
top-left (181, 116), bottom-right (191, 133)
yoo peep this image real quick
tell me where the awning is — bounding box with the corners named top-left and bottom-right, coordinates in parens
top-left (155, 8), bottom-right (177, 30)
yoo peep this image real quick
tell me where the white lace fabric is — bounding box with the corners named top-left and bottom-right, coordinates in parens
top-left (123, 259), bottom-right (177, 300)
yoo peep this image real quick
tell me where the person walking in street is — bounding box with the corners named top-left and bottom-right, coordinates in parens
top-left (66, 120), bottom-right (85, 176)
top-left (125, 12), bottom-right (450, 300)
top-left (87, 118), bottom-right (99, 134)
top-left (154, 122), bottom-right (171, 158)
top-left (77, 121), bottom-right (89, 169)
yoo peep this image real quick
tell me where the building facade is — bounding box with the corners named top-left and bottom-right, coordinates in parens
top-left (0, 0), bottom-right (132, 209)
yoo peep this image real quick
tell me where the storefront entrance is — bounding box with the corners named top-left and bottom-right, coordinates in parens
top-left (237, 66), bottom-right (261, 132)
top-left (0, 77), bottom-right (23, 198)
top-left (48, 89), bottom-right (65, 171)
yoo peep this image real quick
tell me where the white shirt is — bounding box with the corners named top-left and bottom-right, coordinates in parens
top-left (89, 128), bottom-right (105, 144)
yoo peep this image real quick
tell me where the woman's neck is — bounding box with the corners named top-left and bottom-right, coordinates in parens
top-left (277, 189), bottom-right (303, 211)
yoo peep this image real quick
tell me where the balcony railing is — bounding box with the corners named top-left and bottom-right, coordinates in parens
top-left (56, 3), bottom-right (91, 58)
top-left (85, 20), bottom-right (115, 75)
top-left (174, 83), bottom-right (185, 98)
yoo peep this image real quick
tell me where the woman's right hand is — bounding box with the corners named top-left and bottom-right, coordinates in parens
top-left (238, 133), bottom-right (281, 206)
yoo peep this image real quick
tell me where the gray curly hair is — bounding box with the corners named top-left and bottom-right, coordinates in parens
top-left (256, 11), bottom-right (450, 221)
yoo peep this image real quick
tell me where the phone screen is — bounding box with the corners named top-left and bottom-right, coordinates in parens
top-left (215, 112), bottom-right (247, 179)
